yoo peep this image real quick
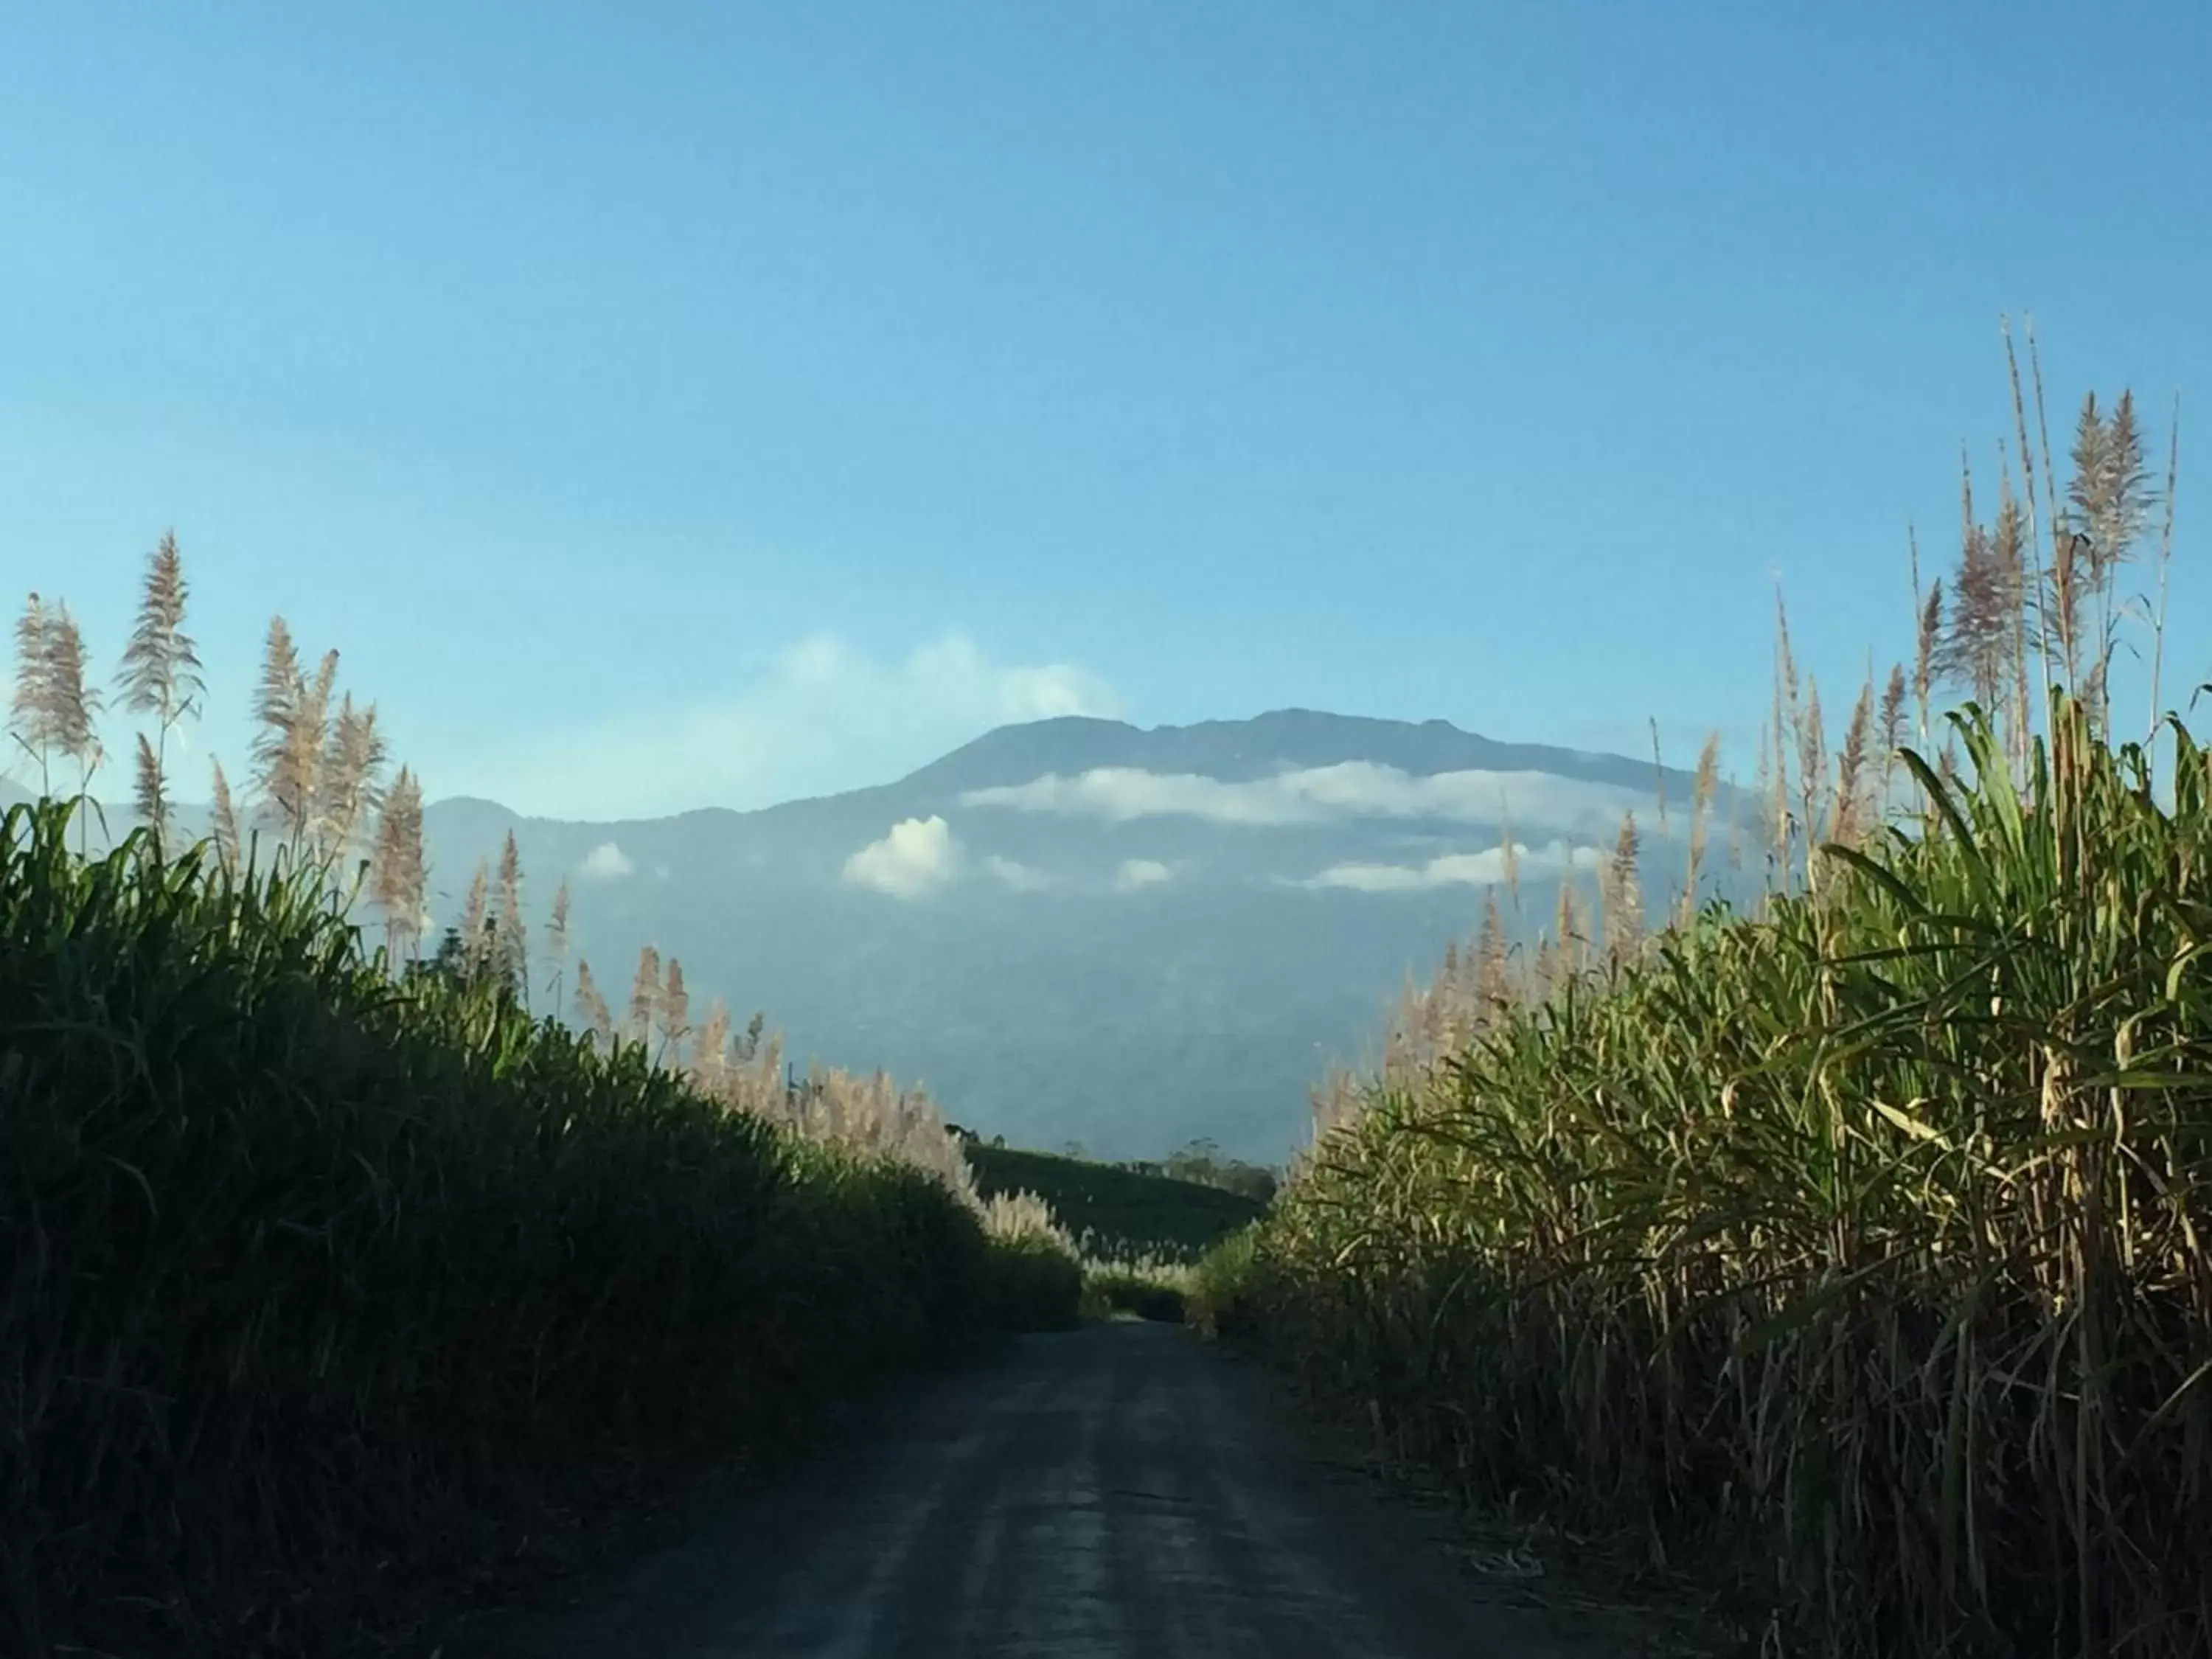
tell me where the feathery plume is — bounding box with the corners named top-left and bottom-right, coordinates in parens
top-left (1797, 675), bottom-right (1825, 877)
top-left (43, 602), bottom-right (103, 851)
top-left (1749, 718), bottom-right (1769, 883)
top-left (209, 757), bottom-right (241, 873)
top-left (1915, 580), bottom-right (1943, 749)
top-left (281, 648), bottom-right (339, 852)
top-left (1498, 792), bottom-right (1520, 914)
top-left (1772, 584), bottom-right (1798, 889)
top-left (2146, 394), bottom-right (2180, 740)
top-left (248, 616), bottom-right (302, 834)
top-left (694, 998), bottom-right (732, 1083)
top-left (1554, 876), bottom-right (1583, 978)
top-left (660, 956), bottom-right (691, 1065)
top-left (369, 766), bottom-right (428, 967)
top-left (1877, 664), bottom-right (1907, 804)
top-left (495, 830), bottom-right (526, 996)
top-left (458, 859), bottom-right (490, 976)
top-left (1683, 730), bottom-right (1719, 924)
top-left (2003, 317), bottom-right (2058, 737)
top-left (1602, 812), bottom-right (1642, 962)
top-left (8, 593), bottom-right (58, 794)
top-left (132, 732), bottom-right (166, 838)
top-left (319, 694), bottom-right (388, 855)
top-left (544, 876), bottom-right (572, 1010)
top-left (1827, 679), bottom-right (1873, 846)
top-left (1472, 890), bottom-right (1509, 1018)
top-left (573, 956), bottom-right (615, 1051)
top-left (627, 944), bottom-right (661, 1048)
top-left (116, 530), bottom-right (205, 846)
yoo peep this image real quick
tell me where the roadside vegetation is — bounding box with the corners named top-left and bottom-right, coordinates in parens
top-left (0, 548), bottom-right (1079, 1658)
top-left (961, 1139), bottom-right (1270, 1321)
top-left (1201, 330), bottom-right (2207, 1657)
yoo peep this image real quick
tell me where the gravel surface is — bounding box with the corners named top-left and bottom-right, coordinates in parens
top-left (504, 1320), bottom-right (1612, 1658)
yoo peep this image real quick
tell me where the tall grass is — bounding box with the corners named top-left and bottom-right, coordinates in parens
top-left (1230, 361), bottom-right (2208, 1655)
top-left (0, 797), bottom-right (1069, 1657)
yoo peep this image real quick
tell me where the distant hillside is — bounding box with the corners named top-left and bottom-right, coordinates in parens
top-left (1, 710), bottom-right (1759, 1161)
top-left (900, 708), bottom-right (1674, 796)
top-left (963, 1142), bottom-right (1267, 1264)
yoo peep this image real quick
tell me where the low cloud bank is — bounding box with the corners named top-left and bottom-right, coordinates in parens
top-left (964, 762), bottom-right (1652, 835)
top-left (1115, 858), bottom-right (1174, 891)
top-left (578, 841), bottom-right (634, 880)
top-left (434, 631), bottom-right (1121, 819)
top-left (1307, 839), bottom-right (1606, 892)
top-left (844, 816), bottom-right (960, 897)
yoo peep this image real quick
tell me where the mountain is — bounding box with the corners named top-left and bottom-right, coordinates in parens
top-left (1, 712), bottom-right (1759, 1163)
top-left (411, 711), bottom-right (1761, 1166)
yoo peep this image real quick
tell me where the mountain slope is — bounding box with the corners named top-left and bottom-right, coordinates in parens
top-left (1, 711), bottom-right (1757, 1161)
top-left (409, 710), bottom-right (1757, 1160)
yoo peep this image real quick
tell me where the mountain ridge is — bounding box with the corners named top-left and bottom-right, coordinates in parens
top-left (2, 709), bottom-right (1752, 1160)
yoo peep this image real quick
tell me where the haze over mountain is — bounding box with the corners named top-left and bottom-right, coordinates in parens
top-left (4, 707), bottom-right (1756, 1162)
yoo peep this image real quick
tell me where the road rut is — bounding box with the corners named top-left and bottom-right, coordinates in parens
top-left (511, 1321), bottom-right (1604, 1658)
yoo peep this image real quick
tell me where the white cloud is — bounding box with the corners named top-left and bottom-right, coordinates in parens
top-left (1307, 840), bottom-right (1607, 892)
top-left (1115, 858), bottom-right (1174, 891)
top-left (984, 854), bottom-right (1055, 891)
top-left (578, 841), bottom-right (634, 880)
top-left (844, 815), bottom-right (960, 898)
top-left (434, 631), bottom-right (1122, 818)
top-left (963, 762), bottom-right (1654, 836)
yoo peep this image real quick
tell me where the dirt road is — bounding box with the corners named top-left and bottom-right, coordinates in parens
top-left (493, 1321), bottom-right (1604, 1659)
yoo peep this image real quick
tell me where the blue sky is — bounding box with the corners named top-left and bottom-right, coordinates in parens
top-left (3, 2), bottom-right (2206, 818)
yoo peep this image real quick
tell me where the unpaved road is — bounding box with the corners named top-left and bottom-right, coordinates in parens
top-left (500, 1321), bottom-right (1607, 1658)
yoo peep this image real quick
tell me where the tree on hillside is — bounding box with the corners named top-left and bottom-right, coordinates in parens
top-left (421, 925), bottom-right (468, 984)
top-left (411, 916), bottom-right (521, 1004)
top-left (734, 1008), bottom-right (765, 1064)
top-left (1160, 1139), bottom-right (1279, 1204)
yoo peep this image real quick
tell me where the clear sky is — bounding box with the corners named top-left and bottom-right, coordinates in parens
top-left (4, 2), bottom-right (2207, 818)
